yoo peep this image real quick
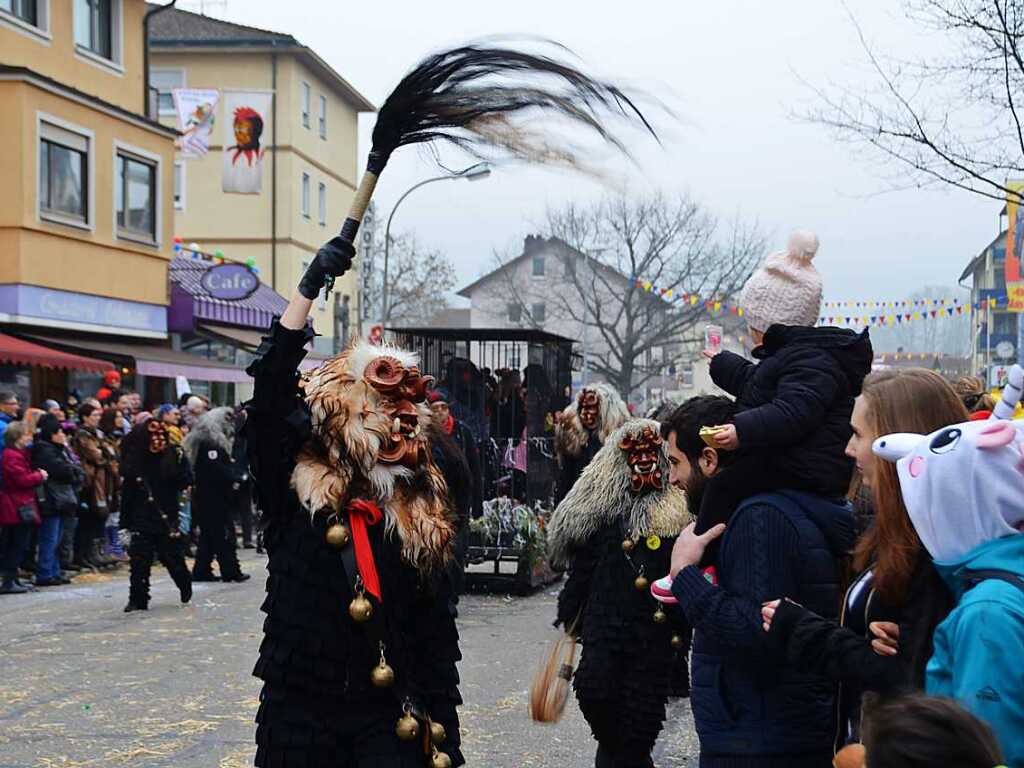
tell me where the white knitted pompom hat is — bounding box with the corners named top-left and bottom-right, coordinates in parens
top-left (739, 230), bottom-right (823, 333)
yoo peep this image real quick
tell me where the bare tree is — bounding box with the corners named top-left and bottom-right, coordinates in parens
top-left (380, 233), bottom-right (457, 326)
top-left (803, 0), bottom-right (1024, 204)
top-left (483, 192), bottom-right (764, 398)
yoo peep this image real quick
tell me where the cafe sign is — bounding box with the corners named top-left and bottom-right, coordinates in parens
top-left (200, 263), bottom-right (259, 301)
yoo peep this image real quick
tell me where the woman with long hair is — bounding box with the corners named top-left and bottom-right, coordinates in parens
top-left (759, 368), bottom-right (968, 750)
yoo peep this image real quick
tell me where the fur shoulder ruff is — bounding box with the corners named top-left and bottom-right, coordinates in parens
top-left (547, 419), bottom-right (690, 567)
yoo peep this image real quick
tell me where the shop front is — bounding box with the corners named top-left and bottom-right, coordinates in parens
top-left (0, 284), bottom-right (169, 406)
top-left (168, 254), bottom-right (328, 402)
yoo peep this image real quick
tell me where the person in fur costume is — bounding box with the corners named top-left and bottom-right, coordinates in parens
top-left (183, 407), bottom-right (249, 583)
top-left (554, 383), bottom-right (630, 504)
top-left (548, 418), bottom-right (691, 768)
top-left (244, 243), bottom-right (463, 768)
top-left (119, 416), bottom-right (193, 612)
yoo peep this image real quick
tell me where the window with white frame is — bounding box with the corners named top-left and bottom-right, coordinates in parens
top-left (318, 182), bottom-right (326, 225)
top-left (301, 82), bottom-right (310, 128)
top-left (150, 69), bottom-right (183, 116)
top-left (173, 161), bottom-right (184, 210)
top-left (318, 94), bottom-right (327, 138)
top-left (39, 122), bottom-right (89, 225)
top-left (301, 172), bottom-right (310, 218)
top-left (115, 151), bottom-right (156, 241)
top-left (532, 302), bottom-right (546, 324)
top-left (1, 0), bottom-right (46, 31)
top-left (507, 303), bottom-right (522, 323)
top-left (74, 0), bottom-right (119, 63)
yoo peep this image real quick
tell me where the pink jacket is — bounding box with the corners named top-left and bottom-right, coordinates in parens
top-left (0, 447), bottom-right (44, 526)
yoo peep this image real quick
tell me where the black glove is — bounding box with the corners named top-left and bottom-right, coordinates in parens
top-left (298, 236), bottom-right (355, 299)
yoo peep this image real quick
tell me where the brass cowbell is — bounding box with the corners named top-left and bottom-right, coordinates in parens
top-left (621, 538), bottom-right (636, 553)
top-left (653, 606), bottom-right (667, 624)
top-left (348, 579), bottom-right (373, 623)
top-left (395, 705), bottom-right (420, 742)
top-left (430, 720), bottom-right (446, 745)
top-left (634, 566), bottom-right (649, 592)
top-left (325, 520), bottom-right (351, 548)
top-left (371, 642), bottom-right (395, 689)
top-left (431, 749), bottom-right (452, 768)
top-left (671, 633), bottom-right (684, 649)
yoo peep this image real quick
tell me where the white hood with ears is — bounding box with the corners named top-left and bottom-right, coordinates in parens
top-left (871, 365), bottom-right (1024, 562)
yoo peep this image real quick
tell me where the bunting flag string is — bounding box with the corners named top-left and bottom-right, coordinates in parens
top-left (632, 276), bottom-right (1006, 329)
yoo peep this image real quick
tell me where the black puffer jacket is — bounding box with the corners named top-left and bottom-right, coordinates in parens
top-left (769, 554), bottom-right (953, 749)
top-left (32, 440), bottom-right (82, 516)
top-left (710, 325), bottom-right (873, 496)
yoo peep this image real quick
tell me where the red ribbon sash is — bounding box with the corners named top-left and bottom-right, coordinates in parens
top-left (348, 499), bottom-right (383, 602)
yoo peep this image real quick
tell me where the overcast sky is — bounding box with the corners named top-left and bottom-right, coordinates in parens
top-left (190, 0), bottom-right (996, 303)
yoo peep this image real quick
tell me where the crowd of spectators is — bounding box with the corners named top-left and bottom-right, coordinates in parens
top-left (0, 385), bottom-right (254, 595)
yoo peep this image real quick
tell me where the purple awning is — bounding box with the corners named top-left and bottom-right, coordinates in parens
top-left (168, 255), bottom-right (287, 332)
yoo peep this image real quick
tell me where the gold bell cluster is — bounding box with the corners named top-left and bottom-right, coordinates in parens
top-left (395, 701), bottom-right (450, 766)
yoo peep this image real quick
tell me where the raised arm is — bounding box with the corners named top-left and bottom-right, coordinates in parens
top-left (709, 350), bottom-right (756, 398)
top-left (244, 238), bottom-right (353, 518)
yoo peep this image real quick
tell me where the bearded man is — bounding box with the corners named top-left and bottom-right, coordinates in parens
top-left (245, 243), bottom-right (462, 768)
top-left (553, 383), bottom-right (629, 504)
top-left (547, 419), bottom-right (691, 768)
top-left (658, 396), bottom-right (853, 768)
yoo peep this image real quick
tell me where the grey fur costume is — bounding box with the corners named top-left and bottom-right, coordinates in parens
top-left (549, 419), bottom-right (691, 768)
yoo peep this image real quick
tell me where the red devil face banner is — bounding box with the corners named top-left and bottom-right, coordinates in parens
top-left (222, 91), bottom-right (271, 194)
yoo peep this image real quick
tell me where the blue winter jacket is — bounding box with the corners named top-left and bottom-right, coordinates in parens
top-left (927, 534), bottom-right (1024, 768)
top-left (672, 490), bottom-right (854, 764)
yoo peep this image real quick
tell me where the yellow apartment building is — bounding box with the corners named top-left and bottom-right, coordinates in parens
top-left (0, 0), bottom-right (180, 403)
top-left (148, 6), bottom-right (373, 355)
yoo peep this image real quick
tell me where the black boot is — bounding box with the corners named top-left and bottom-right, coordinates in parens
top-left (62, 561), bottom-right (82, 572)
top-left (180, 579), bottom-right (192, 604)
top-left (0, 575), bottom-right (28, 595)
top-left (123, 602), bottom-right (148, 613)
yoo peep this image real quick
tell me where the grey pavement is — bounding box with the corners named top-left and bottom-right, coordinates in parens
top-left (0, 552), bottom-right (698, 767)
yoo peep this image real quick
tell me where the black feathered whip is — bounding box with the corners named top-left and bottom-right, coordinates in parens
top-left (322, 40), bottom-right (658, 293)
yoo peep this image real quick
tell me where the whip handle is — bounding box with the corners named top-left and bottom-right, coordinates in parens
top-left (324, 163), bottom-right (382, 294)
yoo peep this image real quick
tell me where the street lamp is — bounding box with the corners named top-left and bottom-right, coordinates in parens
top-left (381, 162), bottom-right (492, 322)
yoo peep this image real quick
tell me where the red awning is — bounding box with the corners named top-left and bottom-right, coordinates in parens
top-left (0, 333), bottom-right (113, 373)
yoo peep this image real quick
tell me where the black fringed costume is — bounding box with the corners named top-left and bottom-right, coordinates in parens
top-left (548, 419), bottom-right (691, 768)
top-left (245, 321), bottom-right (463, 768)
top-left (119, 420), bottom-right (192, 611)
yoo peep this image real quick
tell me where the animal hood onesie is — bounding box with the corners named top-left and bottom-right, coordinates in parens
top-left (548, 419), bottom-right (691, 768)
top-left (245, 320), bottom-right (463, 768)
top-left (554, 383), bottom-right (629, 504)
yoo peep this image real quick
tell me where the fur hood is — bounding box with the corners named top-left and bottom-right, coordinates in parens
top-left (183, 406), bottom-right (234, 466)
top-left (290, 341), bottom-right (455, 572)
top-left (547, 418), bottom-right (690, 567)
top-left (554, 382), bottom-right (629, 459)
